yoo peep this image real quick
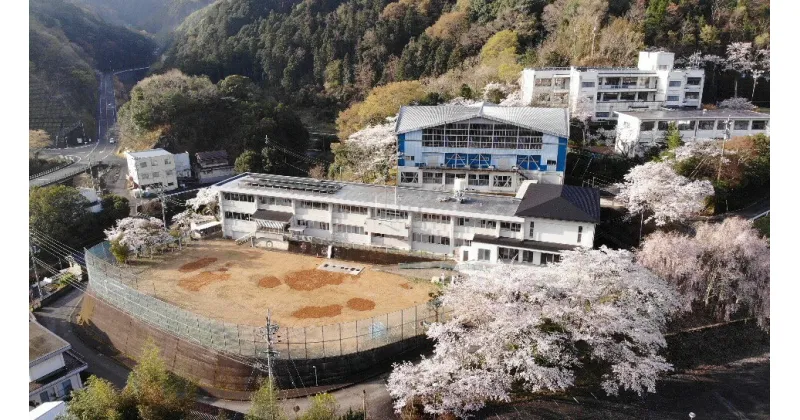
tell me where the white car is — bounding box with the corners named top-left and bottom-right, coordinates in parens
top-left (109, 138), bottom-right (115, 144)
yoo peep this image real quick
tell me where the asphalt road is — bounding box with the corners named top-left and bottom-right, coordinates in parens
top-left (31, 71), bottom-right (127, 188)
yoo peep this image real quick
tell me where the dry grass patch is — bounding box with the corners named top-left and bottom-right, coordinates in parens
top-left (284, 269), bottom-right (346, 291)
top-left (179, 271), bottom-right (230, 291)
top-left (179, 257), bottom-right (218, 273)
top-left (400, 283), bottom-right (412, 290)
top-left (257, 276), bottom-right (281, 288)
top-left (292, 305), bottom-right (343, 319)
top-left (346, 298), bottom-right (376, 311)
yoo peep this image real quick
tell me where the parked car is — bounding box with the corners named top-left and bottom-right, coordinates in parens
top-left (109, 138), bottom-right (115, 144)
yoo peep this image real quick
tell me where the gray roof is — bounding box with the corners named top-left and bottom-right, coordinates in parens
top-left (215, 174), bottom-right (526, 221)
top-left (126, 148), bottom-right (171, 158)
top-left (30, 321), bottom-right (69, 366)
top-left (615, 109), bottom-right (770, 120)
top-left (515, 183), bottom-right (600, 223)
top-left (252, 209), bottom-right (293, 222)
top-left (395, 102), bottom-right (570, 138)
top-left (472, 234), bottom-right (580, 253)
top-left (196, 150), bottom-right (230, 167)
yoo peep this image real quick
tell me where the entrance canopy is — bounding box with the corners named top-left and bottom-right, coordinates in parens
top-left (252, 209), bottom-right (293, 230)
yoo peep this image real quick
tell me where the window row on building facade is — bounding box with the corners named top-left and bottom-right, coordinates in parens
top-left (631, 119), bottom-right (769, 132)
top-left (421, 124), bottom-right (543, 149)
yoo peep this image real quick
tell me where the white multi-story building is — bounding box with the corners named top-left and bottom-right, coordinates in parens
top-left (212, 173), bottom-right (600, 265)
top-left (125, 149), bottom-right (179, 192)
top-left (395, 102), bottom-right (570, 193)
top-left (29, 321), bottom-right (87, 407)
top-left (614, 109), bottom-right (771, 157)
top-left (520, 51), bottom-right (705, 120)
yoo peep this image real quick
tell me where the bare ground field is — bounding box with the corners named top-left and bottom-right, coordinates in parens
top-left (128, 239), bottom-right (436, 328)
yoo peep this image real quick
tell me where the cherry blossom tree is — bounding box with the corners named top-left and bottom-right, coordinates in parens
top-left (105, 217), bottom-right (174, 257)
top-left (751, 48), bottom-right (769, 100)
top-left (718, 97), bottom-right (757, 110)
top-left (725, 42), bottom-right (754, 98)
top-left (334, 117), bottom-right (397, 183)
top-left (638, 218), bottom-right (770, 330)
top-left (614, 161), bottom-right (714, 226)
top-left (387, 247), bottom-right (681, 417)
top-left (571, 95), bottom-right (594, 147)
top-left (186, 188), bottom-right (219, 216)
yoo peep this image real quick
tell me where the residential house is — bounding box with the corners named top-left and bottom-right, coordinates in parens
top-left (194, 150), bottom-right (235, 184)
top-left (125, 149), bottom-right (179, 192)
top-left (29, 321), bottom-right (87, 407)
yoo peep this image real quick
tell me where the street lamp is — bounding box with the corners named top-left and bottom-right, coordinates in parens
top-left (312, 365), bottom-right (318, 387)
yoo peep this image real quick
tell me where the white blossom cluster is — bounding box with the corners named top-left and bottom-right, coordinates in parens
top-left (638, 218), bottom-right (770, 329)
top-left (387, 247), bottom-right (681, 417)
top-left (614, 161), bottom-right (714, 225)
top-left (105, 217), bottom-right (174, 255)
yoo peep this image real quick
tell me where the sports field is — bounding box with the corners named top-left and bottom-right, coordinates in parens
top-left (131, 239), bottom-right (436, 328)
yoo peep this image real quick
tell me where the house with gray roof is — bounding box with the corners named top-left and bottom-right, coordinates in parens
top-left (212, 174), bottom-right (599, 265)
top-left (29, 321), bottom-right (87, 408)
top-left (395, 102), bottom-right (570, 193)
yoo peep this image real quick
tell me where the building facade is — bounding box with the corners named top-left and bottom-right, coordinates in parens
top-left (614, 109), bottom-right (771, 157)
top-left (125, 149), bottom-right (179, 192)
top-left (212, 174), bottom-right (599, 265)
top-left (520, 51), bottom-right (705, 120)
top-left (29, 321), bottom-right (87, 407)
top-left (174, 152), bottom-right (193, 180)
top-left (394, 102), bottom-right (570, 193)
top-left (195, 150), bottom-right (235, 184)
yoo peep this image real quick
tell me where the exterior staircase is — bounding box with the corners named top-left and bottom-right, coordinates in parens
top-left (235, 232), bottom-right (255, 245)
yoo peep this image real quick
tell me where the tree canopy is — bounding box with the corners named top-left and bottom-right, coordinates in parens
top-left (29, 185), bottom-right (92, 249)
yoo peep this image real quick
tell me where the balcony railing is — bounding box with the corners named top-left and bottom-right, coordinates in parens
top-left (598, 84), bottom-right (657, 90)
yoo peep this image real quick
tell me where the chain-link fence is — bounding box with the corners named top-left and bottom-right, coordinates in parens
top-left (86, 242), bottom-right (451, 360)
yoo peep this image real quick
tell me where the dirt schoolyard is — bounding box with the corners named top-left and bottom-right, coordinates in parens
top-left (132, 240), bottom-right (436, 327)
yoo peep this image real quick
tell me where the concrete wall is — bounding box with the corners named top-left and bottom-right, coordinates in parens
top-left (30, 354), bottom-right (65, 382)
top-left (79, 294), bottom-right (433, 399)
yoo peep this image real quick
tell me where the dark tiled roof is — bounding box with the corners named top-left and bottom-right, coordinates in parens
top-left (515, 183), bottom-right (600, 223)
top-left (30, 321), bottom-right (69, 365)
top-left (472, 235), bottom-right (579, 253)
top-left (251, 209), bottom-right (293, 222)
top-left (196, 150), bottom-right (230, 167)
top-left (29, 350), bottom-right (87, 393)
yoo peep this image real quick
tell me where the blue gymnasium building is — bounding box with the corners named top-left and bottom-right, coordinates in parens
top-left (394, 102), bottom-right (569, 193)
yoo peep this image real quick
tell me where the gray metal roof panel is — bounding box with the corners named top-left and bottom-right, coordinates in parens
top-left (472, 234), bottom-right (580, 253)
top-left (396, 104), bottom-right (569, 137)
top-left (30, 321), bottom-right (70, 366)
top-left (515, 183), bottom-right (600, 223)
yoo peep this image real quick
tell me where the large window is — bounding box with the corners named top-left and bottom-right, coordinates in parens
top-left (444, 123), bottom-right (469, 147)
top-left (493, 175), bottom-right (512, 188)
top-left (469, 124), bottom-right (493, 148)
top-left (522, 250), bottom-right (534, 263)
top-left (685, 92), bottom-right (700, 100)
top-left (454, 238), bottom-right (472, 247)
top-left (297, 219), bottom-right (329, 230)
top-left (374, 209), bottom-right (408, 220)
top-left (422, 126), bottom-right (445, 147)
top-left (581, 81), bottom-right (595, 88)
top-left (734, 120), bottom-right (750, 130)
top-left (752, 120), bottom-right (767, 130)
top-left (677, 120), bottom-right (695, 130)
top-left (493, 124), bottom-right (519, 148)
top-left (640, 121), bottom-right (655, 131)
top-left (418, 213), bottom-right (451, 224)
top-left (535, 78), bottom-right (552, 86)
top-left (595, 112), bottom-right (610, 118)
top-left (335, 204), bottom-right (368, 215)
top-left (717, 120), bottom-right (728, 130)
top-left (299, 200), bottom-right (329, 210)
top-left (657, 121), bottom-right (670, 130)
top-left (478, 249), bottom-right (491, 261)
top-left (577, 226), bottom-right (583, 243)
top-left (498, 247), bottom-right (519, 261)
top-left (412, 233), bottom-right (450, 245)
top-left (334, 224), bottom-right (365, 234)
top-left (518, 128), bottom-right (543, 149)
top-left (500, 222), bottom-right (521, 232)
top-left (445, 173), bottom-right (466, 184)
top-left (667, 95), bottom-right (680, 102)
top-left (669, 80), bottom-right (682, 87)
top-left (540, 253), bottom-right (562, 265)
top-left (698, 120), bottom-right (715, 130)
top-left (468, 174), bottom-right (490, 186)
top-left (400, 172), bottom-right (418, 184)
top-left (223, 192), bottom-right (254, 202)
top-left (529, 221), bottom-right (535, 237)
top-left (224, 211), bottom-right (252, 221)
top-left (422, 172), bottom-right (443, 184)
top-left (687, 77), bottom-right (702, 85)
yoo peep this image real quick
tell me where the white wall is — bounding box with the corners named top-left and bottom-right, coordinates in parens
top-left (30, 354), bottom-right (65, 382)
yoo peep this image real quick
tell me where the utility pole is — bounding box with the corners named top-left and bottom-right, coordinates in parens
top-left (718, 117), bottom-right (731, 182)
top-left (263, 308), bottom-right (279, 384)
top-left (30, 244), bottom-right (43, 302)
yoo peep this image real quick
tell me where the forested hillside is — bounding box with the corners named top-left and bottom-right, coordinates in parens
top-left (163, 0), bottom-right (770, 116)
top-left (29, 0), bottom-right (158, 140)
top-left (71, 0), bottom-right (216, 39)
